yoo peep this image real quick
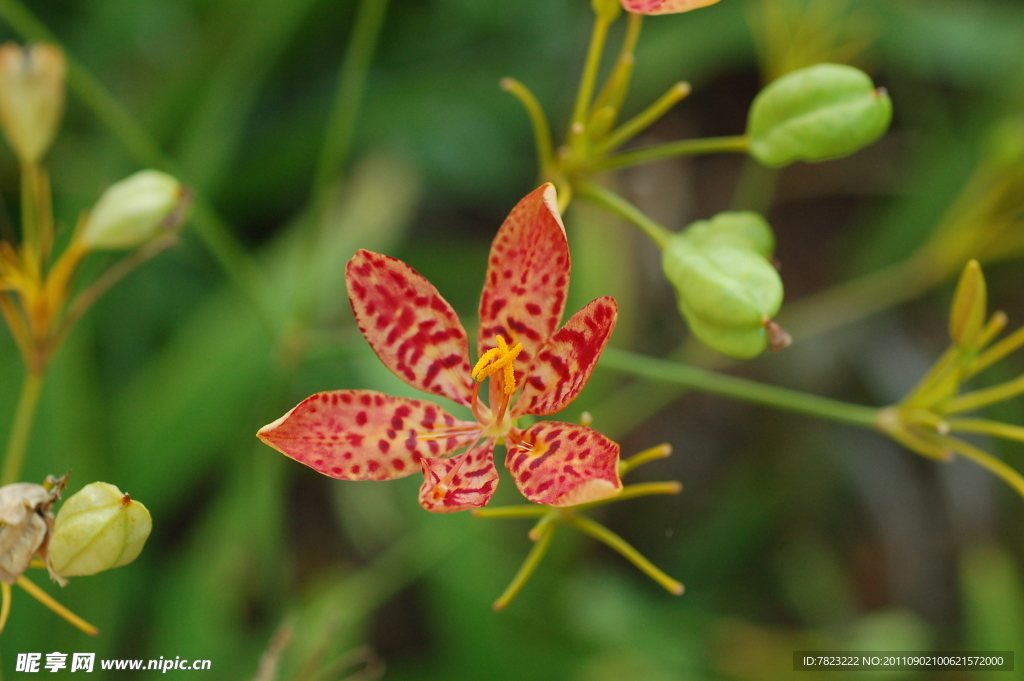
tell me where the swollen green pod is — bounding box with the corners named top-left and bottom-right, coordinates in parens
top-left (662, 212), bottom-right (784, 359)
top-left (747, 63), bottom-right (892, 168)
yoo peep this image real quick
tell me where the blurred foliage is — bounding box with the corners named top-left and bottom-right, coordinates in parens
top-left (0, 0), bottom-right (1023, 678)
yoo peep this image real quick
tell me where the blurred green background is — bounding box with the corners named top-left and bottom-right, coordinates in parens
top-left (2, 0), bottom-right (1024, 678)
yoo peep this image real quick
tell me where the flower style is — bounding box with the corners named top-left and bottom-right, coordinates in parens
top-left (620, 0), bottom-right (720, 15)
top-left (258, 184), bottom-right (623, 512)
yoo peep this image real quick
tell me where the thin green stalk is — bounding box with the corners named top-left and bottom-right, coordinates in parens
top-left (947, 418), bottom-right (1024, 443)
top-left (971, 325), bottom-right (1024, 377)
top-left (939, 436), bottom-right (1024, 502)
top-left (0, 582), bottom-right (10, 634)
top-left (16, 575), bottom-right (98, 636)
top-left (577, 182), bottom-right (672, 249)
top-left (570, 12), bottom-right (612, 134)
top-left (575, 481), bottom-right (682, 512)
top-left (592, 82), bottom-right (691, 156)
top-left (19, 161), bottom-right (38, 265)
top-left (593, 135), bottom-right (749, 171)
top-left (501, 78), bottom-right (555, 173)
top-left (599, 347), bottom-right (880, 428)
top-left (566, 513), bottom-right (683, 595)
top-left (1, 370), bottom-right (44, 486)
top-left (472, 505), bottom-right (550, 519)
top-left (940, 374), bottom-right (1024, 415)
top-left (312, 0), bottom-right (391, 199)
top-left (591, 12), bottom-right (642, 115)
top-left (618, 443), bottom-right (672, 476)
top-left (493, 522), bottom-right (557, 611)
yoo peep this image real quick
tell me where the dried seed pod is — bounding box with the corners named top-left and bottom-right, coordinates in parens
top-left (0, 480), bottom-right (63, 584)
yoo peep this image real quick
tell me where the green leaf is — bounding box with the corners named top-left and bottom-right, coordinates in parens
top-left (747, 63), bottom-right (892, 168)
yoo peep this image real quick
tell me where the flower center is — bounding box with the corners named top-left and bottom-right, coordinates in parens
top-left (471, 335), bottom-right (523, 395)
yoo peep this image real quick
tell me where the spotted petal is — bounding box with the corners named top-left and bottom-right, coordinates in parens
top-left (478, 184), bottom-right (569, 376)
top-left (419, 441), bottom-right (499, 513)
top-left (514, 297), bottom-right (617, 417)
top-left (257, 391), bottom-right (480, 481)
top-left (347, 250), bottom-right (475, 406)
top-left (505, 422), bottom-right (621, 506)
top-left (621, 0), bottom-right (720, 15)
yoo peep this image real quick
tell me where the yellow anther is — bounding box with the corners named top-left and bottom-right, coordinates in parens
top-left (470, 335), bottom-right (523, 395)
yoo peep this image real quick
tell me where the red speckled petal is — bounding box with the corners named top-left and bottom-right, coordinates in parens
top-left (621, 0), bottom-right (720, 14)
top-left (257, 390), bottom-right (480, 481)
top-left (347, 250), bottom-right (475, 406)
top-left (419, 440), bottom-right (499, 513)
top-left (505, 422), bottom-right (621, 506)
top-left (478, 184), bottom-right (569, 377)
top-left (513, 297), bottom-right (617, 417)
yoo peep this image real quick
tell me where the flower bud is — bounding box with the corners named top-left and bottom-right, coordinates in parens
top-left (0, 481), bottom-right (61, 584)
top-left (747, 63), bottom-right (892, 168)
top-left (0, 43), bottom-right (65, 164)
top-left (79, 170), bottom-right (188, 251)
top-left (662, 212), bottom-right (784, 358)
top-left (950, 260), bottom-right (987, 351)
top-left (47, 482), bottom-right (151, 578)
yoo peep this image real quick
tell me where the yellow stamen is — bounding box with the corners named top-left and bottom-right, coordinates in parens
top-left (471, 335), bottom-right (523, 395)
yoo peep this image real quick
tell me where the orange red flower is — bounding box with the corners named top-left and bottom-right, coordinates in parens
top-left (258, 185), bottom-right (622, 512)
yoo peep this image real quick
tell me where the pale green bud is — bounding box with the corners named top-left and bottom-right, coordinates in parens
top-left (949, 260), bottom-right (986, 351)
top-left (0, 43), bottom-right (66, 164)
top-left (747, 63), bottom-right (892, 168)
top-left (79, 170), bottom-right (187, 250)
top-left (662, 212), bottom-right (785, 358)
top-left (48, 482), bottom-right (151, 578)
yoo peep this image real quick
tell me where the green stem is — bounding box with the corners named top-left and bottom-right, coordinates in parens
top-left (493, 522), bottom-right (557, 611)
top-left (938, 436), bottom-right (1024, 502)
top-left (599, 347), bottom-right (880, 428)
top-left (1, 370), bottom-right (44, 486)
top-left (940, 374), bottom-right (1024, 415)
top-left (618, 443), bottom-right (672, 477)
top-left (591, 12), bottom-right (642, 115)
top-left (472, 505), bottom-right (550, 519)
top-left (570, 12), bottom-right (612, 135)
top-left (16, 575), bottom-right (98, 636)
top-left (577, 182), bottom-right (672, 249)
top-left (575, 481), bottom-right (682, 511)
top-left (947, 418), bottom-right (1024, 443)
top-left (501, 78), bottom-right (554, 174)
top-left (565, 513), bottom-right (683, 595)
top-left (20, 161), bottom-right (38, 265)
top-left (0, 581), bottom-right (10, 634)
top-left (312, 0), bottom-right (391, 200)
top-left (592, 82), bottom-right (691, 156)
top-left (592, 135), bottom-right (749, 171)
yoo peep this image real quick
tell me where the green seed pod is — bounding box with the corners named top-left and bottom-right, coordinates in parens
top-left (747, 63), bottom-right (892, 168)
top-left (662, 212), bottom-right (784, 358)
top-left (47, 482), bottom-right (151, 578)
top-left (79, 170), bottom-right (187, 250)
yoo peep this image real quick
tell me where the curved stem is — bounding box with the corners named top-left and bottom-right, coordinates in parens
top-left (618, 443), bottom-right (672, 477)
top-left (577, 182), bottom-right (672, 249)
top-left (501, 78), bottom-right (554, 173)
top-left (599, 347), bottom-right (880, 429)
top-left (592, 135), bottom-right (749, 171)
top-left (493, 522), bottom-right (557, 612)
top-left (566, 513), bottom-right (683, 595)
top-left (16, 575), bottom-right (98, 636)
top-left (939, 436), bottom-right (1024, 502)
top-left (1, 370), bottom-right (44, 486)
top-left (576, 481), bottom-right (682, 512)
top-left (472, 505), bottom-right (549, 519)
